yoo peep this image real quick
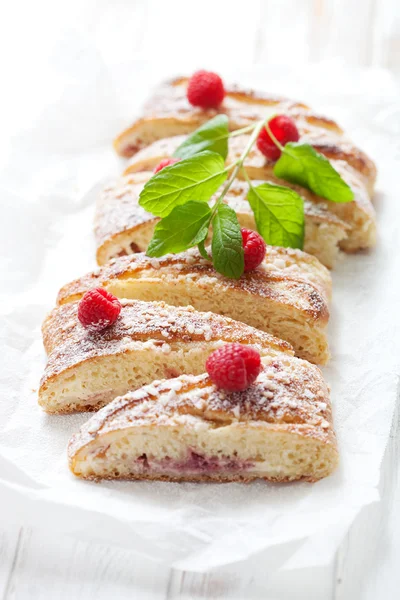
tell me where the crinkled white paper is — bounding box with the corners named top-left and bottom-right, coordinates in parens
top-left (1, 36), bottom-right (400, 571)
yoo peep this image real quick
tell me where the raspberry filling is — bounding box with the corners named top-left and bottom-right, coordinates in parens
top-left (135, 450), bottom-right (254, 474)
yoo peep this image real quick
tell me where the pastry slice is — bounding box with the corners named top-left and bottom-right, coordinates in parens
top-left (39, 300), bottom-right (292, 414)
top-left (124, 134), bottom-right (376, 253)
top-left (114, 76), bottom-right (376, 194)
top-left (57, 249), bottom-right (331, 365)
top-left (95, 173), bottom-right (349, 269)
top-left (59, 245), bottom-right (332, 304)
top-left (68, 361), bottom-right (339, 483)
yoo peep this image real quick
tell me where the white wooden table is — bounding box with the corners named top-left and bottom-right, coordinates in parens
top-left (1, 0), bottom-right (399, 597)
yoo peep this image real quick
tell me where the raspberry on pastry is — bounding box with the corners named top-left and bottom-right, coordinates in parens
top-left (206, 343), bottom-right (261, 391)
top-left (186, 70), bottom-right (225, 109)
top-left (256, 115), bottom-right (300, 161)
top-left (78, 288), bottom-right (121, 332)
top-left (241, 228), bottom-right (267, 271)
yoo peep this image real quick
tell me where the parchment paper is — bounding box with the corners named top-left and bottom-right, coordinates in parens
top-left (1, 37), bottom-right (399, 571)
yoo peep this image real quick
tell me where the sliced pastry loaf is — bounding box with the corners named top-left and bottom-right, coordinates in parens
top-left (56, 249), bottom-right (331, 365)
top-left (114, 76), bottom-right (376, 194)
top-left (68, 362), bottom-right (339, 483)
top-left (95, 173), bottom-right (349, 269)
top-left (39, 300), bottom-right (293, 414)
top-left (124, 133), bottom-right (376, 254)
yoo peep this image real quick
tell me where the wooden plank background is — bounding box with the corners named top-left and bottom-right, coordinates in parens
top-left (1, 0), bottom-right (399, 598)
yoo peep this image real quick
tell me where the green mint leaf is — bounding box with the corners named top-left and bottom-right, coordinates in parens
top-left (173, 115), bottom-right (229, 160)
top-left (139, 151), bottom-right (227, 217)
top-left (211, 204), bottom-right (244, 279)
top-left (147, 201), bottom-right (212, 257)
top-left (247, 182), bottom-right (305, 249)
top-left (273, 143), bottom-right (354, 203)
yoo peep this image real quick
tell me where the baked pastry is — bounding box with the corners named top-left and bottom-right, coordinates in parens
top-left (114, 77), bottom-right (376, 195)
top-left (95, 173), bottom-right (349, 269)
top-left (59, 244), bottom-right (332, 303)
top-left (57, 249), bottom-right (331, 364)
top-left (39, 299), bottom-right (292, 414)
top-left (124, 135), bottom-right (376, 254)
top-left (68, 361), bottom-right (339, 483)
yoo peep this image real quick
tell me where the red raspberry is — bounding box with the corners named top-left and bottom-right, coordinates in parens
top-left (206, 343), bottom-right (261, 392)
top-left (241, 228), bottom-right (266, 271)
top-left (257, 115), bottom-right (300, 161)
top-left (187, 70), bottom-right (225, 109)
top-left (78, 288), bottom-right (122, 332)
top-left (153, 157), bottom-right (180, 174)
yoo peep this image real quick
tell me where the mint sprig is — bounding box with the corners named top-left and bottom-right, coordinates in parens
top-left (138, 151), bottom-right (227, 217)
top-left (173, 115), bottom-right (230, 160)
top-left (140, 109), bottom-right (355, 279)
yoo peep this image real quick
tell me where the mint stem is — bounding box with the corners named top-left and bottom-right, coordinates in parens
top-left (264, 119), bottom-right (285, 153)
top-left (210, 118), bottom-right (267, 219)
top-left (241, 165), bottom-right (254, 188)
top-left (228, 123), bottom-right (258, 138)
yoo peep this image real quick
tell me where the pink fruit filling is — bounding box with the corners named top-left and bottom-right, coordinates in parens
top-left (136, 450), bottom-right (254, 473)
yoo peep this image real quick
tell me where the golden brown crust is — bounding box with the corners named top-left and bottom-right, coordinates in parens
top-left (114, 77), bottom-right (376, 192)
top-left (57, 250), bottom-right (330, 319)
top-left (69, 470), bottom-right (318, 484)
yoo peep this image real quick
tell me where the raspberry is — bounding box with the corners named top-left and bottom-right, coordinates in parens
top-left (257, 115), bottom-right (300, 161)
top-left (241, 228), bottom-right (266, 271)
top-left (206, 343), bottom-right (261, 392)
top-left (153, 157), bottom-right (180, 174)
top-left (78, 288), bottom-right (122, 332)
top-left (187, 70), bottom-right (225, 109)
